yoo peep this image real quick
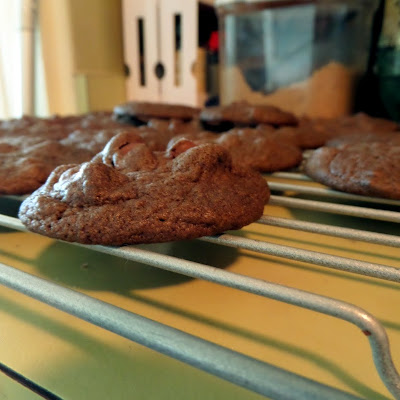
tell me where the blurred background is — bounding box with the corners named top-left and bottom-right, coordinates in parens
top-left (0, 0), bottom-right (399, 120)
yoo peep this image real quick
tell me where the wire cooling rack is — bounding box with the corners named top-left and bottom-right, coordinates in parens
top-left (0, 172), bottom-right (399, 400)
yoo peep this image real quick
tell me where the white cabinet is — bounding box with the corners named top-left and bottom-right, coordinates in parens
top-left (122, 0), bottom-right (201, 106)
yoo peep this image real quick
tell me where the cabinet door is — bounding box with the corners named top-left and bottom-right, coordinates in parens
top-left (122, 0), bottom-right (160, 101)
top-left (159, 0), bottom-right (198, 106)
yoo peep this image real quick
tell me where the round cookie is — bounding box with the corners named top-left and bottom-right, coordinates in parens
top-left (272, 118), bottom-right (333, 149)
top-left (60, 128), bottom-right (133, 154)
top-left (200, 102), bottom-right (298, 132)
top-left (0, 111), bottom-right (131, 195)
top-left (113, 101), bottom-right (200, 126)
top-left (270, 113), bottom-right (399, 150)
top-left (325, 131), bottom-right (400, 148)
top-left (0, 140), bottom-right (93, 195)
top-left (214, 128), bottom-right (303, 172)
top-left (19, 132), bottom-right (270, 245)
top-left (304, 142), bottom-right (400, 199)
top-left (168, 127), bottom-right (302, 172)
top-left (147, 118), bottom-right (201, 135)
top-left (0, 115), bottom-right (39, 132)
top-left (327, 112), bottom-right (399, 135)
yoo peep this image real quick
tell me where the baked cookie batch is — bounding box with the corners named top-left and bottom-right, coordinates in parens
top-left (0, 100), bottom-right (398, 244)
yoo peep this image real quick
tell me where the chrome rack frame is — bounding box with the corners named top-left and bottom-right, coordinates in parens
top-left (0, 174), bottom-right (399, 400)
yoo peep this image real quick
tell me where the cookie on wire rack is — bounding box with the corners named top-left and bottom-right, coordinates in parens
top-left (304, 142), bottom-right (400, 200)
top-left (199, 102), bottom-right (298, 132)
top-left (19, 132), bottom-right (270, 245)
top-left (113, 101), bottom-right (200, 126)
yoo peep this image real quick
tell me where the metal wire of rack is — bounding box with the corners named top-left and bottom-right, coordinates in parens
top-left (0, 173), bottom-right (399, 400)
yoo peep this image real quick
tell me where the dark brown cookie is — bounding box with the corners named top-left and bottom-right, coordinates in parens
top-left (0, 115), bottom-right (39, 132)
top-left (270, 114), bottom-right (399, 150)
top-left (0, 112), bottom-right (131, 195)
top-left (60, 128), bottom-right (131, 154)
top-left (272, 118), bottom-right (333, 149)
top-left (325, 131), bottom-right (400, 148)
top-left (61, 124), bottom-right (187, 155)
top-left (0, 134), bottom-right (44, 152)
top-left (168, 130), bottom-right (219, 145)
top-left (304, 142), bottom-right (400, 199)
top-left (113, 101), bottom-right (200, 126)
top-left (137, 126), bottom-right (179, 152)
top-left (214, 128), bottom-right (302, 172)
top-left (19, 132), bottom-right (270, 245)
top-left (327, 113), bottom-right (399, 135)
top-left (315, 113), bottom-right (399, 144)
top-left (0, 140), bottom-right (93, 195)
top-left (168, 127), bottom-right (302, 172)
top-left (147, 118), bottom-right (202, 135)
top-left (200, 102), bottom-right (298, 132)
top-left (0, 111), bottom-right (129, 141)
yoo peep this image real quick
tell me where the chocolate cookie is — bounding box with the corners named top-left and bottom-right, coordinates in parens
top-left (113, 101), bottom-right (200, 126)
top-left (19, 132), bottom-right (270, 245)
top-left (327, 113), bottom-right (399, 135)
top-left (169, 127), bottom-right (302, 172)
top-left (0, 115), bottom-right (40, 132)
top-left (270, 114), bottom-right (399, 150)
top-left (0, 112), bottom-right (131, 195)
top-left (325, 131), bottom-right (400, 148)
top-left (304, 142), bottom-right (400, 199)
top-left (136, 126), bottom-right (179, 152)
top-left (60, 128), bottom-right (132, 154)
top-left (168, 130), bottom-right (219, 145)
top-left (215, 128), bottom-right (302, 172)
top-left (147, 118), bottom-right (201, 135)
top-left (272, 118), bottom-right (333, 149)
top-left (200, 102), bottom-right (298, 132)
top-left (0, 140), bottom-right (93, 195)
top-left (0, 112), bottom-right (128, 145)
